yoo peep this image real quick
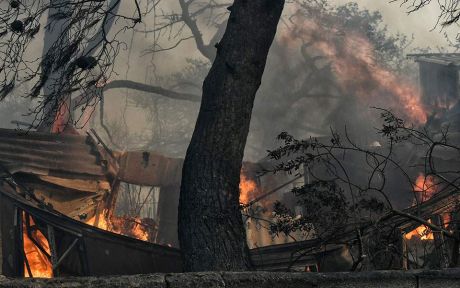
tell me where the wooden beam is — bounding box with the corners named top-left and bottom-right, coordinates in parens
top-left (47, 225), bottom-right (58, 277)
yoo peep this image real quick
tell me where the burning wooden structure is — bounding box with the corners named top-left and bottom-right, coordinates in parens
top-left (1, 54), bottom-right (460, 277)
top-left (0, 183), bottom-right (181, 277)
top-left (250, 184), bottom-right (460, 271)
top-left (0, 126), bottom-right (310, 277)
top-left (0, 128), bottom-right (183, 277)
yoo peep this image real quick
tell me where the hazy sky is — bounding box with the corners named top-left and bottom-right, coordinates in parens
top-left (331, 0), bottom-right (454, 48)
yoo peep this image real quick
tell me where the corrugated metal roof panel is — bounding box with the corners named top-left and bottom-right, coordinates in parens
top-left (0, 129), bottom-right (107, 179)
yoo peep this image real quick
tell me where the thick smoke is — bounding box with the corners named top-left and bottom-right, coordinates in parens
top-left (0, 1), bottom-right (455, 162)
top-left (246, 2), bottom-right (424, 161)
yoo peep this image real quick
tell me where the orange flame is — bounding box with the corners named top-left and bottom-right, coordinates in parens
top-left (84, 210), bottom-right (149, 242)
top-left (413, 173), bottom-right (438, 202)
top-left (23, 214), bottom-right (53, 278)
top-left (443, 213), bottom-right (451, 228)
top-left (405, 222), bottom-right (434, 240)
top-left (405, 174), bottom-right (440, 241)
top-left (239, 174), bottom-right (258, 204)
top-left (132, 223), bottom-right (149, 241)
top-left (279, 17), bottom-right (427, 125)
top-left (51, 100), bottom-right (71, 134)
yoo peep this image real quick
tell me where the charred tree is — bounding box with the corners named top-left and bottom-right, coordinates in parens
top-left (178, 0), bottom-right (284, 271)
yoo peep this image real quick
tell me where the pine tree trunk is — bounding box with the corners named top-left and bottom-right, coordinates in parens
top-left (178, 0), bottom-right (284, 271)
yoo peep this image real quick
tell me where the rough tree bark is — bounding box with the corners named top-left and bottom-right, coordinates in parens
top-left (178, 0), bottom-right (284, 271)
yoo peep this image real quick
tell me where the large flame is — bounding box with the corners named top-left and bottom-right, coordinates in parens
top-left (405, 213), bottom-right (450, 241)
top-left (413, 173), bottom-right (438, 202)
top-left (22, 209), bottom-right (150, 278)
top-left (405, 221), bottom-right (435, 240)
top-left (23, 214), bottom-right (53, 278)
top-left (279, 16), bottom-right (427, 125)
top-left (84, 209), bottom-right (149, 242)
top-left (239, 173), bottom-right (258, 204)
top-left (405, 174), bottom-right (440, 241)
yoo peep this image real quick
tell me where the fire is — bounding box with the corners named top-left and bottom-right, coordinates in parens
top-left (239, 173), bottom-right (258, 204)
top-left (443, 213), bottom-right (451, 228)
top-left (23, 214), bottom-right (53, 278)
top-left (413, 173), bottom-right (438, 202)
top-left (279, 15), bottom-right (427, 125)
top-left (133, 224), bottom-right (149, 241)
top-left (405, 222), bottom-right (434, 240)
top-left (51, 99), bottom-right (81, 135)
top-left (405, 214), bottom-right (451, 240)
top-left (109, 216), bottom-right (150, 242)
top-left (405, 174), bottom-right (440, 241)
top-left (84, 209), bottom-right (149, 242)
top-left (51, 100), bottom-right (69, 134)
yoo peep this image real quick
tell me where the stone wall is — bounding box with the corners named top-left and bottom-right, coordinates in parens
top-left (1, 270), bottom-right (460, 288)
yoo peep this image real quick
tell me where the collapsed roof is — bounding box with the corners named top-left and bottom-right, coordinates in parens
top-left (0, 128), bottom-right (183, 277)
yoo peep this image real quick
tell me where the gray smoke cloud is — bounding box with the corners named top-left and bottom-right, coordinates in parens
top-left (0, 0), bottom-right (455, 162)
top-left (331, 0), bottom-right (452, 48)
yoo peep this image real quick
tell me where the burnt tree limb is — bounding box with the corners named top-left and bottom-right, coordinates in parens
top-left (178, 0), bottom-right (285, 271)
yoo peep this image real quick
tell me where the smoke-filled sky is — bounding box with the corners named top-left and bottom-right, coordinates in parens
top-left (332, 0), bottom-right (452, 48)
top-left (145, 0), bottom-right (456, 81)
top-left (0, 0), bottom-right (457, 161)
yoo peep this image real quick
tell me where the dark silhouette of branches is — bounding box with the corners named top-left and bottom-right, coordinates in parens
top-left (0, 0), bottom-right (142, 130)
top-left (141, 0), bottom-right (229, 60)
top-left (260, 108), bottom-right (460, 270)
top-left (393, 0), bottom-right (460, 26)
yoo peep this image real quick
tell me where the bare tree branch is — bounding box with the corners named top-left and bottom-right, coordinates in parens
top-left (72, 79), bottom-right (201, 110)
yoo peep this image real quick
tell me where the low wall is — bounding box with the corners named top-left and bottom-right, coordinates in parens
top-left (1, 270), bottom-right (460, 288)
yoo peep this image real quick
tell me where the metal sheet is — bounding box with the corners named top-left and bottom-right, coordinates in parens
top-left (0, 129), bottom-right (106, 179)
top-left (117, 151), bottom-right (183, 186)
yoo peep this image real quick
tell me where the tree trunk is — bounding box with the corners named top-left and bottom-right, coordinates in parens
top-left (178, 0), bottom-right (284, 271)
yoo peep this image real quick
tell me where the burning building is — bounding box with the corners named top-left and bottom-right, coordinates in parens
top-left (249, 53), bottom-right (460, 272)
top-left (1, 52), bottom-right (460, 277)
top-left (0, 128), bottom-right (183, 277)
top-left (0, 126), bottom-right (308, 278)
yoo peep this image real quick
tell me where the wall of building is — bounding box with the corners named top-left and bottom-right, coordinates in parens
top-left (1, 270), bottom-right (460, 287)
